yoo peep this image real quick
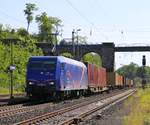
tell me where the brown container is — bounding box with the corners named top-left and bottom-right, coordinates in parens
top-left (130, 80), bottom-right (134, 87)
top-left (87, 63), bottom-right (107, 90)
top-left (87, 64), bottom-right (94, 86)
top-left (93, 65), bottom-right (98, 87)
top-left (125, 78), bottom-right (130, 87)
top-left (98, 67), bottom-right (107, 87)
top-left (106, 72), bottom-right (115, 86)
top-left (115, 73), bottom-right (123, 86)
top-left (106, 72), bottom-right (123, 87)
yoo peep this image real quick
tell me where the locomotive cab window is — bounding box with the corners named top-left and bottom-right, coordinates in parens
top-left (28, 60), bottom-right (56, 70)
top-left (28, 61), bottom-right (42, 70)
top-left (43, 61), bottom-right (56, 70)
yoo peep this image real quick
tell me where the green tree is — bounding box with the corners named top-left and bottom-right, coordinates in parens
top-left (17, 28), bottom-right (28, 37)
top-left (60, 52), bottom-right (73, 58)
top-left (0, 26), bottom-right (43, 92)
top-left (117, 62), bottom-right (139, 79)
top-left (24, 3), bottom-right (38, 32)
top-left (136, 66), bottom-right (150, 78)
top-left (82, 53), bottom-right (102, 67)
top-left (36, 12), bottom-right (62, 44)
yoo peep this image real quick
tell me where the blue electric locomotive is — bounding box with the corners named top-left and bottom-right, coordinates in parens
top-left (26, 56), bottom-right (88, 98)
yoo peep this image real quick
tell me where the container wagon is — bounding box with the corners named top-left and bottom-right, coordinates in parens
top-left (115, 73), bottom-right (123, 88)
top-left (125, 78), bottom-right (130, 87)
top-left (106, 72), bottom-right (124, 89)
top-left (86, 63), bottom-right (107, 93)
top-left (130, 80), bottom-right (134, 87)
top-left (125, 78), bottom-right (133, 87)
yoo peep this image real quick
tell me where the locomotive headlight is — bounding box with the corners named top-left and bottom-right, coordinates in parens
top-left (49, 81), bottom-right (54, 85)
top-left (29, 82), bottom-right (34, 85)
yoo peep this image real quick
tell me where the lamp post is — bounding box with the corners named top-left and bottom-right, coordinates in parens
top-left (72, 29), bottom-right (75, 59)
top-left (76, 29), bottom-right (81, 60)
top-left (8, 38), bottom-right (17, 99)
top-left (2, 30), bottom-right (19, 99)
top-left (72, 29), bottom-right (81, 60)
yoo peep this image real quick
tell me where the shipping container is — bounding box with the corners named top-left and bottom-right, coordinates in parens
top-left (125, 78), bottom-right (130, 87)
top-left (125, 78), bottom-right (133, 87)
top-left (106, 72), bottom-right (123, 88)
top-left (87, 63), bottom-right (107, 92)
top-left (87, 63), bottom-right (94, 87)
top-left (130, 80), bottom-right (134, 87)
top-left (98, 67), bottom-right (107, 88)
top-left (106, 72), bottom-right (115, 88)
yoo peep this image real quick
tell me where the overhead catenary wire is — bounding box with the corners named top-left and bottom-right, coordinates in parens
top-left (64, 0), bottom-right (109, 40)
top-left (65, 0), bottom-right (94, 26)
top-left (65, 0), bottom-right (150, 42)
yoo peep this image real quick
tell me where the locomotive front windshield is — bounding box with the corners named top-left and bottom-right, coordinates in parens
top-left (28, 60), bottom-right (56, 70)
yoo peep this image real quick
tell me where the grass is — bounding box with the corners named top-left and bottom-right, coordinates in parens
top-left (0, 87), bottom-right (22, 95)
top-left (0, 87), bottom-right (10, 94)
top-left (124, 87), bottom-right (150, 125)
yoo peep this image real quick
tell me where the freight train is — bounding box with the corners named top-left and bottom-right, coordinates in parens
top-left (25, 56), bottom-right (133, 98)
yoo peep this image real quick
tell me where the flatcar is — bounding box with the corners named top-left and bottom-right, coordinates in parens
top-left (26, 56), bottom-right (88, 98)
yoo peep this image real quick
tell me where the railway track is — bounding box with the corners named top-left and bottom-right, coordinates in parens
top-left (0, 93), bottom-right (27, 106)
top-left (14, 89), bottom-right (135, 125)
top-left (59, 89), bottom-right (135, 125)
top-left (0, 102), bottom-right (53, 118)
top-left (0, 90), bottom-right (121, 118)
top-left (0, 104), bottom-right (23, 112)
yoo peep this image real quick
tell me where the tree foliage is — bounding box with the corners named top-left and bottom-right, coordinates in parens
top-left (17, 28), bottom-right (28, 37)
top-left (117, 62), bottom-right (138, 79)
top-left (0, 25), bottom-right (43, 92)
top-left (82, 53), bottom-right (102, 67)
top-left (24, 3), bottom-right (38, 32)
top-left (36, 12), bottom-right (62, 43)
top-left (117, 62), bottom-right (150, 85)
top-left (60, 52), bottom-right (73, 58)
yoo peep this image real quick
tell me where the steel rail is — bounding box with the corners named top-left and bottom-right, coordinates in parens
top-left (0, 102), bottom-right (53, 118)
top-left (59, 90), bottom-right (135, 125)
top-left (14, 89), bottom-right (134, 125)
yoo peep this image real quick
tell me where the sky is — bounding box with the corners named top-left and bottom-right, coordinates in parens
top-left (1, 0), bottom-right (150, 69)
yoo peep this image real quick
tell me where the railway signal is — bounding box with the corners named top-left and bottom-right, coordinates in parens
top-left (142, 55), bottom-right (146, 66)
top-left (142, 55), bottom-right (146, 89)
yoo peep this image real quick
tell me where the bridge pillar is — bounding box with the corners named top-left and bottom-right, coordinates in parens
top-left (101, 43), bottom-right (115, 72)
